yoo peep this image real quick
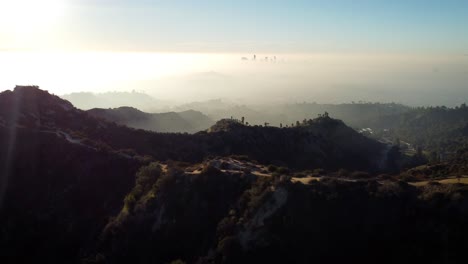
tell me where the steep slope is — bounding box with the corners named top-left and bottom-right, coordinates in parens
top-left (87, 107), bottom-right (214, 133)
top-left (88, 159), bottom-right (468, 264)
top-left (0, 87), bottom-right (151, 262)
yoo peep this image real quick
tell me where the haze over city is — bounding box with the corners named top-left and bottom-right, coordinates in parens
top-left (0, 0), bottom-right (467, 106)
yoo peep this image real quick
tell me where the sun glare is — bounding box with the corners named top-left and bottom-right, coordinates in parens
top-left (0, 0), bottom-right (65, 37)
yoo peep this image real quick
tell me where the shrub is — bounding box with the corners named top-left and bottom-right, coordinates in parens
top-left (169, 259), bottom-right (186, 264)
top-left (314, 168), bottom-right (325, 175)
top-left (399, 173), bottom-right (418, 182)
top-left (350, 171), bottom-right (371, 179)
top-left (337, 169), bottom-right (349, 177)
top-left (294, 173), bottom-right (307, 178)
top-left (278, 167), bottom-right (290, 174)
top-left (267, 165), bottom-right (278, 172)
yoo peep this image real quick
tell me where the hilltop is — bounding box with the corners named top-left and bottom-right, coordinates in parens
top-left (204, 116), bottom-right (385, 171)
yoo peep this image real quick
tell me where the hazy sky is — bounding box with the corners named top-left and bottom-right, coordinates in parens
top-left (1, 0), bottom-right (467, 53)
top-left (0, 1), bottom-right (467, 106)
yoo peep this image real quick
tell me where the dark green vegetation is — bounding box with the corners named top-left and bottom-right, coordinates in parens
top-left (368, 105), bottom-right (468, 153)
top-left (1, 86), bottom-right (468, 263)
top-left (88, 163), bottom-right (468, 264)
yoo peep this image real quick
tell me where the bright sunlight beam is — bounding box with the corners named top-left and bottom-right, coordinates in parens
top-left (0, 0), bottom-right (66, 38)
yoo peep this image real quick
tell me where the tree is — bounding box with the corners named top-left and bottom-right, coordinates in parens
top-left (386, 145), bottom-right (402, 173)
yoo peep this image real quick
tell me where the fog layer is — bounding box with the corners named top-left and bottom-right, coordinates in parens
top-left (0, 52), bottom-right (467, 106)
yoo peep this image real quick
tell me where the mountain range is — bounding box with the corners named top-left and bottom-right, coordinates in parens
top-left (87, 107), bottom-right (214, 133)
top-left (1, 86), bottom-right (468, 264)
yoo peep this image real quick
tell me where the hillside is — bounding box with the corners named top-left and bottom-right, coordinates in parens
top-left (88, 158), bottom-right (468, 264)
top-left (5, 86), bottom-right (468, 264)
top-left (367, 105), bottom-right (468, 154)
top-left (174, 100), bottom-right (411, 128)
top-left (203, 117), bottom-right (385, 171)
top-left (0, 123), bottom-right (146, 263)
top-left (0, 86), bottom-right (385, 172)
top-left (87, 107), bottom-right (214, 133)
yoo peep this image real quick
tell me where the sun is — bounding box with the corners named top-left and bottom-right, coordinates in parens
top-left (0, 0), bottom-right (66, 37)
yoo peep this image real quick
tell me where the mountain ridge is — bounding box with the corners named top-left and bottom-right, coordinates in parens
top-left (87, 106), bottom-right (214, 133)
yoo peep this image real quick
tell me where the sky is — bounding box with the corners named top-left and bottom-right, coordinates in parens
top-left (0, 0), bottom-right (467, 105)
top-left (1, 0), bottom-right (467, 53)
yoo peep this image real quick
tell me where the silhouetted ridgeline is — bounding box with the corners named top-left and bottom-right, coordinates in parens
top-left (175, 99), bottom-right (411, 128)
top-left (1, 86), bottom-right (468, 264)
top-left (61, 91), bottom-right (167, 111)
top-left (0, 86), bottom-right (384, 171)
top-left (87, 107), bottom-right (214, 133)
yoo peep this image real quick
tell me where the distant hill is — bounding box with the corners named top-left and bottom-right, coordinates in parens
top-left (366, 105), bottom-right (468, 152)
top-left (174, 100), bottom-right (411, 128)
top-left (61, 91), bottom-right (169, 111)
top-left (87, 107), bottom-right (214, 133)
top-left (0, 86), bottom-right (385, 171)
top-left (268, 102), bottom-right (411, 128)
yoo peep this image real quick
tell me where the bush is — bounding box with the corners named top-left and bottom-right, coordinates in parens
top-left (337, 169), bottom-right (349, 177)
top-left (314, 168), bottom-right (325, 175)
top-left (294, 173), bottom-right (307, 178)
top-left (277, 167), bottom-right (290, 174)
top-left (399, 173), bottom-right (418, 182)
top-left (350, 171), bottom-right (371, 179)
top-left (169, 260), bottom-right (186, 264)
top-left (267, 165), bottom-right (278, 172)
